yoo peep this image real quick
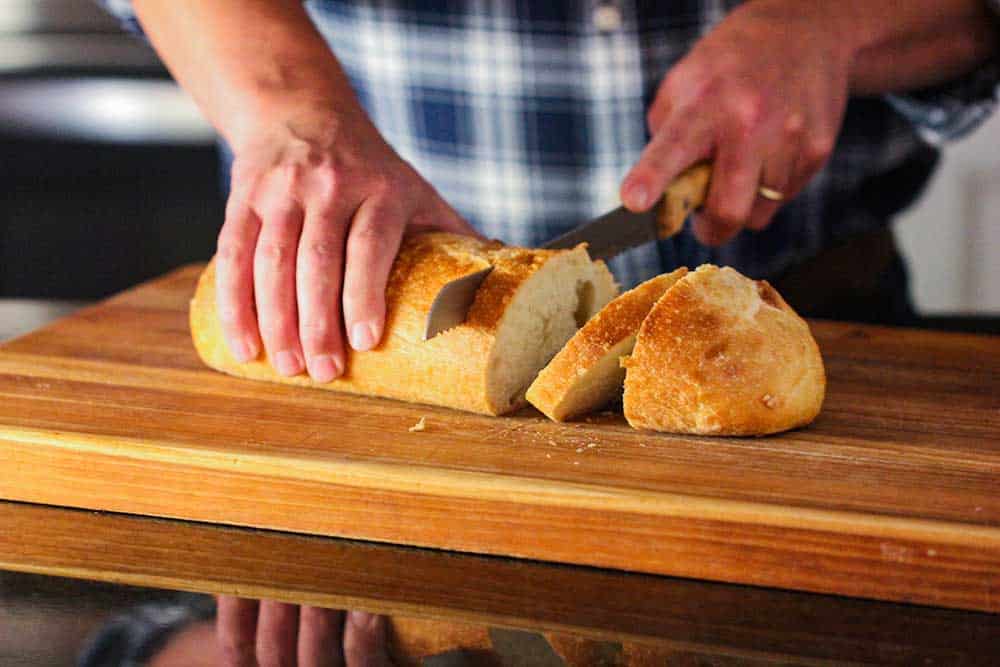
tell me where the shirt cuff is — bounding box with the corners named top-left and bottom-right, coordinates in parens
top-left (77, 593), bottom-right (216, 667)
top-left (886, 3), bottom-right (1000, 144)
top-left (94, 0), bottom-right (144, 36)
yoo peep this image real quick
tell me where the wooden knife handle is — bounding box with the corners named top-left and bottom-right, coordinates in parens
top-left (657, 162), bottom-right (713, 239)
top-left (657, 162), bottom-right (785, 239)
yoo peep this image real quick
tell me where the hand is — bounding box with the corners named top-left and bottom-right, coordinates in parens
top-left (214, 597), bottom-right (392, 667)
top-left (216, 103), bottom-right (476, 382)
top-left (620, 1), bottom-right (851, 245)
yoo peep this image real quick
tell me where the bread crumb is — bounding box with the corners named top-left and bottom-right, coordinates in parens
top-left (761, 394), bottom-right (780, 409)
top-left (575, 447), bottom-right (584, 453)
top-left (545, 453), bottom-right (551, 459)
top-left (586, 442), bottom-right (598, 449)
top-left (408, 417), bottom-right (427, 432)
top-left (548, 440), bottom-right (558, 447)
top-left (573, 461), bottom-right (580, 465)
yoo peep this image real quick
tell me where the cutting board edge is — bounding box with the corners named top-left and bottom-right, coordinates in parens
top-left (3, 429), bottom-right (999, 614)
top-left (3, 424), bottom-right (998, 549)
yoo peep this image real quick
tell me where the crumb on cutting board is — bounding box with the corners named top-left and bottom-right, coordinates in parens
top-left (408, 417), bottom-right (427, 432)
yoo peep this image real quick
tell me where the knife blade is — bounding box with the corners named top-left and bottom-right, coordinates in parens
top-left (422, 162), bottom-right (719, 340)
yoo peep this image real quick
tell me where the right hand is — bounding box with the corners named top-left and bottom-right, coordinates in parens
top-left (217, 103), bottom-right (475, 382)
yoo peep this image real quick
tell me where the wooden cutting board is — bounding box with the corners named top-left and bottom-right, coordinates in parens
top-left (1, 265), bottom-right (998, 612)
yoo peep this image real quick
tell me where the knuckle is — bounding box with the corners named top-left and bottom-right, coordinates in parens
top-left (802, 133), bottom-right (835, 168)
top-left (302, 239), bottom-right (343, 265)
top-left (283, 161), bottom-right (304, 190)
top-left (664, 63), bottom-right (701, 97)
top-left (229, 159), bottom-right (261, 187)
top-left (635, 145), bottom-right (674, 182)
top-left (342, 288), bottom-right (380, 318)
top-left (300, 319), bottom-right (334, 350)
top-left (349, 220), bottom-right (387, 249)
top-left (256, 309), bottom-right (293, 339)
top-left (657, 121), bottom-right (685, 148)
top-left (256, 240), bottom-right (296, 267)
top-left (310, 166), bottom-right (340, 203)
top-left (729, 89), bottom-right (765, 131)
top-left (370, 171), bottom-right (395, 194)
top-left (783, 112), bottom-right (806, 138)
top-left (216, 240), bottom-right (251, 267)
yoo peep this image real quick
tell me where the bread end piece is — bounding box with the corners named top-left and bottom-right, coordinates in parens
top-left (526, 268), bottom-right (688, 422)
top-left (623, 265), bottom-right (825, 435)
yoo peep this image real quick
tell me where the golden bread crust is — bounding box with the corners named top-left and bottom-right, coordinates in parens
top-left (190, 232), bottom-right (590, 415)
top-left (526, 268), bottom-right (687, 421)
top-left (622, 265), bottom-right (825, 435)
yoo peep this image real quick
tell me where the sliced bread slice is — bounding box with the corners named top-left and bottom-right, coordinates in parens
top-left (526, 268), bottom-right (688, 421)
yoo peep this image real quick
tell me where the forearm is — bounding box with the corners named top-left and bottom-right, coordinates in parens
top-left (742, 0), bottom-right (998, 95)
top-left (132, 0), bottom-right (362, 148)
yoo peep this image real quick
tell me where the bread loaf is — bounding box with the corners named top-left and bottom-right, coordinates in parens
top-left (526, 268), bottom-right (688, 421)
top-left (190, 232), bottom-right (618, 416)
top-left (622, 265), bottom-right (825, 435)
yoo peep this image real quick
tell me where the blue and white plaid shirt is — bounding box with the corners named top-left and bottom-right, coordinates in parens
top-left (102, 1), bottom-right (1000, 288)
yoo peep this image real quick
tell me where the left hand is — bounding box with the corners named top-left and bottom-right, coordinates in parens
top-left (215, 597), bottom-right (392, 667)
top-left (620, 1), bottom-right (852, 245)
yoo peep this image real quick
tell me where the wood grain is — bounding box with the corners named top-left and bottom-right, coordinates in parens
top-left (2, 501), bottom-right (998, 665)
top-left (0, 265), bottom-right (998, 611)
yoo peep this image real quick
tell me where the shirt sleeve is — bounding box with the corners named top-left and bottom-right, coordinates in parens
top-left (94, 0), bottom-right (145, 36)
top-left (77, 593), bottom-right (217, 667)
top-left (886, 1), bottom-right (1000, 144)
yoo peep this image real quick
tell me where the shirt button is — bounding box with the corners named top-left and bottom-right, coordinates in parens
top-left (593, 4), bottom-right (623, 32)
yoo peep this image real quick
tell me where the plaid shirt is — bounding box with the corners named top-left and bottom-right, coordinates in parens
top-left (101, 0), bottom-right (999, 288)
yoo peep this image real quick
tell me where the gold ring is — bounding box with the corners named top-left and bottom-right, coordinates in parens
top-left (757, 186), bottom-right (785, 202)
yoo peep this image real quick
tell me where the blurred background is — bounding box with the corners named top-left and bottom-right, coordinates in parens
top-left (0, 0), bottom-right (222, 338)
top-left (1, 0), bottom-right (997, 324)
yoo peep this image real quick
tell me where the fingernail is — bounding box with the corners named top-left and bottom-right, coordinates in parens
top-left (232, 338), bottom-right (255, 363)
top-left (628, 183), bottom-right (649, 209)
top-left (350, 322), bottom-right (378, 351)
top-left (308, 354), bottom-right (344, 383)
top-left (274, 350), bottom-right (303, 377)
top-left (349, 611), bottom-right (382, 631)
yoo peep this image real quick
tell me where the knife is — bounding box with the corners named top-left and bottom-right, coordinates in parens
top-left (423, 162), bottom-right (773, 340)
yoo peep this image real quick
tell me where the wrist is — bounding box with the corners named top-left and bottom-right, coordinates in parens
top-left (225, 80), bottom-right (368, 154)
top-left (732, 0), bottom-right (864, 86)
top-left (204, 39), bottom-right (365, 150)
